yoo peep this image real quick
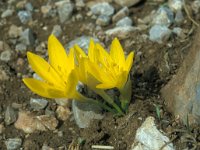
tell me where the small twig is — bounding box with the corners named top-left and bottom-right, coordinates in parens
top-left (159, 136), bottom-right (177, 150)
top-left (91, 145), bottom-right (114, 149)
top-left (183, 0), bottom-right (199, 27)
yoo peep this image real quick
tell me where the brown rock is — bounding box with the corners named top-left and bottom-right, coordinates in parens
top-left (56, 106), bottom-right (71, 121)
top-left (161, 27), bottom-right (200, 125)
top-left (14, 111), bottom-right (58, 133)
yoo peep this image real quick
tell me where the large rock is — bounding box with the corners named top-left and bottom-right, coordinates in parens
top-left (131, 117), bottom-right (174, 150)
top-left (161, 28), bottom-right (200, 125)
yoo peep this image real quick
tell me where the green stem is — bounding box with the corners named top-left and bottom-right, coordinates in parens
top-left (74, 92), bottom-right (115, 113)
top-left (119, 77), bottom-right (132, 113)
top-left (94, 89), bottom-right (124, 115)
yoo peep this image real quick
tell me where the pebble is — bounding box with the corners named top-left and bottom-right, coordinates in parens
top-left (30, 98), bottom-right (48, 111)
top-left (8, 25), bottom-right (22, 38)
top-left (4, 106), bottom-right (17, 125)
top-left (75, 0), bottom-right (85, 9)
top-left (105, 26), bottom-right (137, 39)
top-left (5, 138), bottom-right (22, 150)
top-left (149, 25), bottom-right (171, 44)
top-left (1, 9), bottom-right (14, 18)
top-left (174, 10), bottom-right (184, 24)
top-left (25, 2), bottom-right (34, 12)
top-left (131, 117), bottom-right (174, 150)
top-left (0, 69), bottom-right (9, 81)
top-left (152, 6), bottom-right (174, 27)
top-left (172, 27), bottom-right (186, 38)
top-left (55, 0), bottom-right (74, 23)
top-left (17, 10), bottom-right (32, 24)
top-left (19, 28), bottom-right (35, 46)
top-left (96, 15), bottom-right (110, 26)
top-left (114, 0), bottom-right (141, 7)
top-left (72, 100), bottom-right (104, 128)
top-left (192, 0), bottom-right (200, 14)
top-left (112, 7), bottom-right (129, 22)
top-left (14, 111), bottom-right (58, 133)
top-left (65, 36), bottom-right (99, 53)
top-left (90, 2), bottom-right (114, 16)
top-left (0, 50), bottom-right (12, 62)
top-left (56, 105), bottom-right (71, 121)
top-left (168, 0), bottom-right (184, 12)
top-left (41, 144), bottom-right (54, 150)
top-left (55, 98), bottom-right (70, 106)
top-left (116, 17), bottom-right (133, 27)
top-left (51, 25), bottom-right (62, 37)
top-left (15, 43), bottom-right (27, 52)
top-left (41, 5), bottom-right (53, 17)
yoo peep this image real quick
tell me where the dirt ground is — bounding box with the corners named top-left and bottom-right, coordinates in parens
top-left (0, 0), bottom-right (200, 149)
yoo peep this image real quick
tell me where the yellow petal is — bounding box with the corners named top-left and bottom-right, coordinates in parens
top-left (95, 43), bottom-right (111, 67)
top-left (125, 51), bottom-right (134, 72)
top-left (23, 78), bottom-right (66, 98)
top-left (116, 71), bottom-right (128, 90)
top-left (64, 70), bottom-right (78, 98)
top-left (110, 38), bottom-right (125, 67)
top-left (48, 34), bottom-right (69, 77)
top-left (74, 44), bottom-right (87, 58)
top-left (96, 83), bottom-right (114, 89)
top-left (88, 39), bottom-right (96, 62)
top-left (27, 52), bottom-right (64, 87)
top-left (66, 47), bottom-right (75, 72)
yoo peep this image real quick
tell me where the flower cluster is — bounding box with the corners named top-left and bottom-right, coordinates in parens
top-left (23, 35), bottom-right (134, 115)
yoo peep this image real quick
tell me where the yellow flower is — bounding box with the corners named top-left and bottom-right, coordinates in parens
top-left (23, 34), bottom-right (78, 99)
top-left (74, 38), bottom-right (134, 90)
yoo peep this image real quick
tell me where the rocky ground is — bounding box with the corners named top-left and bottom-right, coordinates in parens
top-left (0, 0), bottom-right (200, 149)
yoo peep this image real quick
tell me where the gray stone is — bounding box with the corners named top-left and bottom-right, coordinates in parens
top-left (112, 7), bottom-right (129, 22)
top-left (90, 2), bottom-right (114, 16)
top-left (106, 26), bottom-right (137, 39)
top-left (8, 25), bottom-right (22, 38)
top-left (131, 117), bottom-right (174, 150)
top-left (72, 100), bottom-right (104, 128)
top-left (0, 50), bottom-right (12, 62)
top-left (161, 28), bottom-right (200, 125)
top-left (56, 0), bottom-right (74, 23)
top-left (25, 2), bottom-right (33, 12)
top-left (4, 106), bottom-right (17, 125)
top-left (175, 10), bottom-right (184, 24)
top-left (96, 15), bottom-right (110, 26)
top-left (65, 36), bottom-right (99, 53)
top-left (5, 138), bottom-right (22, 150)
top-left (19, 28), bottom-right (35, 46)
top-left (15, 43), bottom-right (27, 52)
top-left (17, 10), bottom-right (32, 24)
top-left (1, 9), bottom-right (14, 18)
top-left (168, 0), bottom-right (184, 12)
top-left (114, 0), bottom-right (141, 7)
top-left (116, 17), bottom-right (133, 27)
top-left (51, 25), bottom-right (62, 37)
top-left (30, 98), bottom-right (48, 111)
top-left (152, 6), bottom-right (174, 27)
top-left (149, 25), bottom-right (171, 44)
